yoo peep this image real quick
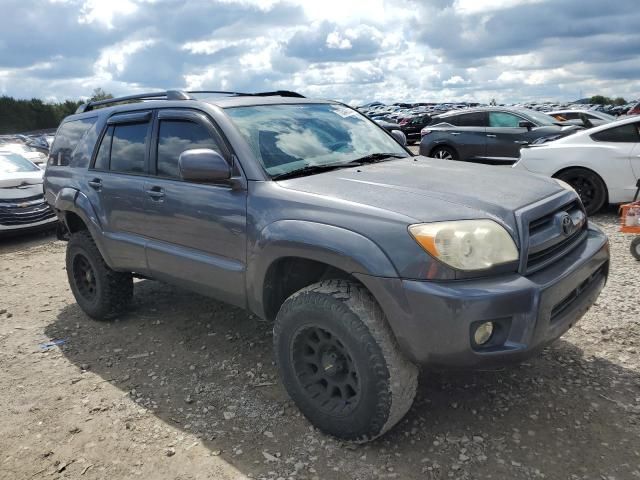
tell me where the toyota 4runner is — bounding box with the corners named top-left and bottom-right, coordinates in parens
top-left (44, 90), bottom-right (609, 442)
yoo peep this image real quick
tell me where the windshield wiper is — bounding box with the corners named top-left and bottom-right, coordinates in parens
top-left (272, 163), bottom-right (349, 180)
top-left (271, 153), bottom-right (407, 181)
top-left (345, 153), bottom-right (407, 165)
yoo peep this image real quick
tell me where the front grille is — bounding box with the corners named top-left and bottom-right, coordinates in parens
top-left (525, 199), bottom-right (587, 274)
top-left (0, 195), bottom-right (56, 226)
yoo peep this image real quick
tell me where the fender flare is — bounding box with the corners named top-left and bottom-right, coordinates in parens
top-left (54, 188), bottom-right (114, 267)
top-left (246, 220), bottom-right (398, 318)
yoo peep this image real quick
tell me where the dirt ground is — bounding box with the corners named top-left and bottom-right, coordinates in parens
top-left (1, 210), bottom-right (639, 480)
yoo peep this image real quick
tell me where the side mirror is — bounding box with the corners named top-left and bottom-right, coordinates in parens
top-left (390, 129), bottom-right (407, 146)
top-left (518, 120), bottom-right (534, 130)
top-left (179, 149), bottom-right (231, 182)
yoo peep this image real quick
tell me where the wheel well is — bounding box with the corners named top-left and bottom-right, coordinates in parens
top-left (430, 144), bottom-right (457, 158)
top-left (64, 211), bottom-right (88, 233)
top-left (552, 166), bottom-right (609, 203)
top-left (262, 257), bottom-right (360, 321)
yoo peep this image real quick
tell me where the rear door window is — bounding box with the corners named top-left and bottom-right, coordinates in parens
top-left (591, 123), bottom-right (640, 143)
top-left (156, 120), bottom-right (222, 179)
top-left (457, 112), bottom-right (487, 127)
top-left (489, 112), bottom-right (522, 128)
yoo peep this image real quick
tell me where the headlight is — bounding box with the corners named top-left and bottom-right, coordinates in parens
top-left (409, 220), bottom-right (519, 271)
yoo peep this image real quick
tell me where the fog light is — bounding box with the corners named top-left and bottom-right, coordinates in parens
top-left (474, 322), bottom-right (494, 345)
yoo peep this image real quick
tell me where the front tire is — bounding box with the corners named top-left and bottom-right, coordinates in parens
top-left (430, 145), bottom-right (456, 160)
top-left (273, 280), bottom-right (418, 442)
top-left (66, 230), bottom-right (133, 320)
top-left (631, 237), bottom-right (640, 261)
top-left (556, 168), bottom-right (607, 215)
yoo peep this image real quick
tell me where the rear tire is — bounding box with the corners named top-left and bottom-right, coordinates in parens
top-left (631, 237), bottom-right (640, 261)
top-left (66, 230), bottom-right (133, 320)
top-left (273, 280), bottom-right (418, 442)
top-left (556, 168), bottom-right (607, 215)
top-left (430, 145), bottom-right (456, 160)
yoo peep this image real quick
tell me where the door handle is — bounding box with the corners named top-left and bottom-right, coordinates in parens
top-left (449, 132), bottom-right (461, 136)
top-left (145, 186), bottom-right (165, 201)
top-left (88, 178), bottom-right (102, 191)
top-left (514, 140), bottom-right (529, 144)
top-left (486, 134), bottom-right (497, 138)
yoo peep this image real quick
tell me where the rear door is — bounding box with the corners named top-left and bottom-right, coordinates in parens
top-left (143, 109), bottom-right (248, 306)
top-left (440, 111), bottom-right (487, 160)
top-left (87, 111), bottom-right (152, 272)
top-left (485, 111), bottom-right (530, 162)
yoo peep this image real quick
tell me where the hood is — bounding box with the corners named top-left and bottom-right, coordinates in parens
top-left (278, 156), bottom-right (563, 232)
top-left (0, 171), bottom-right (44, 200)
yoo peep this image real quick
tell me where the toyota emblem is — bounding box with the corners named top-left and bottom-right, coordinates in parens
top-left (561, 214), bottom-right (573, 235)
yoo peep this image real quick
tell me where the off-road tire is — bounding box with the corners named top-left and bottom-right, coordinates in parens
top-left (273, 279), bottom-right (418, 442)
top-left (66, 230), bottom-right (133, 320)
top-left (430, 145), bottom-right (457, 160)
top-left (631, 237), bottom-right (640, 261)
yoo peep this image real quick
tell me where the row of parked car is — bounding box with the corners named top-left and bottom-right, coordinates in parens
top-left (0, 132), bottom-right (58, 236)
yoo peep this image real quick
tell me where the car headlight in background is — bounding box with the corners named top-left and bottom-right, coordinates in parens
top-left (409, 220), bottom-right (519, 271)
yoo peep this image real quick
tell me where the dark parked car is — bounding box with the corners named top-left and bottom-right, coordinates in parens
top-left (399, 114), bottom-right (431, 144)
top-left (419, 107), bottom-right (581, 164)
top-left (44, 90), bottom-right (608, 442)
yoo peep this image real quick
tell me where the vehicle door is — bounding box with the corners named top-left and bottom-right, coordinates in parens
top-left (624, 121), bottom-right (640, 181)
top-left (143, 108), bottom-right (248, 307)
top-left (485, 111), bottom-right (530, 162)
top-left (86, 111), bottom-right (152, 272)
top-left (442, 111), bottom-right (487, 160)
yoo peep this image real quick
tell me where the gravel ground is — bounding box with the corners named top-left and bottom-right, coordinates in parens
top-left (1, 210), bottom-right (639, 480)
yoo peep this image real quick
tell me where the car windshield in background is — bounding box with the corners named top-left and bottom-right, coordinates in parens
top-left (225, 104), bottom-right (409, 177)
top-left (521, 110), bottom-right (558, 126)
top-left (0, 152), bottom-right (40, 173)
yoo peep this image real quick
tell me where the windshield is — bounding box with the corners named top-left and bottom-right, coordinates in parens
top-left (225, 103), bottom-right (409, 177)
top-left (0, 152), bottom-right (40, 173)
top-left (521, 110), bottom-right (558, 126)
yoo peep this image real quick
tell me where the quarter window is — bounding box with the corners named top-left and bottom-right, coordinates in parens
top-left (591, 123), bottom-right (640, 143)
top-left (489, 112), bottom-right (522, 128)
top-left (156, 120), bottom-right (222, 179)
top-left (49, 118), bottom-right (97, 166)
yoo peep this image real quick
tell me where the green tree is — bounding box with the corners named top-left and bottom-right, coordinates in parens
top-left (589, 95), bottom-right (614, 105)
top-left (613, 97), bottom-right (627, 106)
top-left (89, 88), bottom-right (113, 102)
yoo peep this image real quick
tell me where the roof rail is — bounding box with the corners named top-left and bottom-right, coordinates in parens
top-left (187, 90), bottom-right (305, 98)
top-left (75, 90), bottom-right (192, 114)
top-left (74, 89), bottom-right (306, 114)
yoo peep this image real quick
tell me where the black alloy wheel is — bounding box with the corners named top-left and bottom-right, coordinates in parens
top-left (291, 325), bottom-right (360, 416)
top-left (72, 254), bottom-right (97, 302)
top-left (556, 168), bottom-right (607, 215)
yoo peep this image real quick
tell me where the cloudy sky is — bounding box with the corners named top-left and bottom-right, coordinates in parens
top-left (1, 0), bottom-right (638, 105)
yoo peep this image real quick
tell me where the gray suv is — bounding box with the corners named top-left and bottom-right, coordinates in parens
top-left (419, 107), bottom-right (581, 164)
top-left (44, 91), bottom-right (609, 442)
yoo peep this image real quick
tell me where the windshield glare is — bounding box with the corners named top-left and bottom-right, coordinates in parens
top-left (225, 104), bottom-right (408, 177)
top-left (0, 152), bottom-right (40, 173)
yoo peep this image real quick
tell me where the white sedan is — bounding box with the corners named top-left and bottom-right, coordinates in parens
top-left (513, 115), bottom-right (640, 214)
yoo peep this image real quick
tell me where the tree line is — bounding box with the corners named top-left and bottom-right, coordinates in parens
top-left (0, 88), bottom-right (113, 135)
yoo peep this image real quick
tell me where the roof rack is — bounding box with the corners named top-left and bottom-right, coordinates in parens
top-left (76, 90), bottom-right (192, 114)
top-left (75, 89), bottom-right (306, 114)
top-left (187, 90), bottom-right (305, 98)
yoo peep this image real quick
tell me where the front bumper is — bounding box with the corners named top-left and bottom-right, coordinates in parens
top-left (357, 225), bottom-right (609, 368)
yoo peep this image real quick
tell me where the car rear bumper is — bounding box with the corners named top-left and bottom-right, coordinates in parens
top-left (357, 225), bottom-right (609, 368)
